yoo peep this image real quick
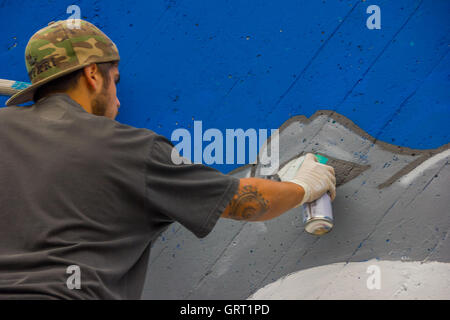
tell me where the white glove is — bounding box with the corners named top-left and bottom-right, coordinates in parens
top-left (278, 153), bottom-right (336, 207)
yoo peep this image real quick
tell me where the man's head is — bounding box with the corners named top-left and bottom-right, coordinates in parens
top-left (90, 62), bottom-right (121, 119)
top-left (34, 61), bottom-right (121, 119)
top-left (6, 19), bottom-right (120, 119)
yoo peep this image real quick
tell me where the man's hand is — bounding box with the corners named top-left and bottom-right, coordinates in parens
top-left (221, 154), bottom-right (336, 222)
top-left (282, 153), bottom-right (336, 206)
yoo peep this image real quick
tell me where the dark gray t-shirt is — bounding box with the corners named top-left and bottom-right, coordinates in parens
top-left (0, 93), bottom-right (239, 299)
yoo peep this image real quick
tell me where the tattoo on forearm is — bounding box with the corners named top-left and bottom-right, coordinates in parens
top-left (228, 185), bottom-right (269, 220)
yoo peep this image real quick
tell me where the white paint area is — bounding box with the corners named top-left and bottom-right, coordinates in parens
top-left (398, 149), bottom-right (450, 186)
top-left (277, 156), bottom-right (305, 181)
top-left (248, 260), bottom-right (450, 300)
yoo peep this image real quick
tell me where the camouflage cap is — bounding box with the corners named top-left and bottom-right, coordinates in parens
top-left (6, 19), bottom-right (120, 106)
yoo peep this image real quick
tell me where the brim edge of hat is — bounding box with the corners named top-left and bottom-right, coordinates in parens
top-left (6, 57), bottom-right (120, 106)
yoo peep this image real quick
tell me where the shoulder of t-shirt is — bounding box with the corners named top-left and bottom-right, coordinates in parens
top-left (107, 122), bottom-right (175, 158)
top-left (108, 120), bottom-right (158, 139)
top-left (147, 133), bottom-right (178, 163)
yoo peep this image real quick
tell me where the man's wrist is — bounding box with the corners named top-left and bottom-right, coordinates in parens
top-left (286, 180), bottom-right (309, 208)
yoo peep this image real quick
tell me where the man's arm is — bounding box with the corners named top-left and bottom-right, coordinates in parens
top-left (221, 153), bottom-right (336, 222)
top-left (221, 178), bottom-right (305, 221)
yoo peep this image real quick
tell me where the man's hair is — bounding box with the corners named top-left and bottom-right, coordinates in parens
top-left (33, 62), bottom-right (117, 102)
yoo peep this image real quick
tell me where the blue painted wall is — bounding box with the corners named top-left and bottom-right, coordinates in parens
top-left (1, 0), bottom-right (449, 173)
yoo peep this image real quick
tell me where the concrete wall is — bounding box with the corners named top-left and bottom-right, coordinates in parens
top-left (1, 0), bottom-right (448, 299)
top-left (144, 111), bottom-right (450, 299)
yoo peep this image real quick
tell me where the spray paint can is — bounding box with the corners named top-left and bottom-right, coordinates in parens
top-left (303, 192), bottom-right (333, 235)
top-left (276, 153), bottom-right (334, 235)
top-left (302, 154), bottom-right (334, 236)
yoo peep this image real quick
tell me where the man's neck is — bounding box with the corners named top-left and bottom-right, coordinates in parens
top-left (64, 89), bottom-right (93, 115)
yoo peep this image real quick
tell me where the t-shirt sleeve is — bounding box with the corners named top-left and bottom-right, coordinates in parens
top-left (145, 134), bottom-right (240, 238)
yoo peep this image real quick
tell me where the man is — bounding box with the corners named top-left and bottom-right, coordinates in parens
top-left (0, 20), bottom-right (335, 299)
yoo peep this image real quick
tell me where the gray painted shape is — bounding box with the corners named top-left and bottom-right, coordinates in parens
top-left (141, 111), bottom-right (449, 299)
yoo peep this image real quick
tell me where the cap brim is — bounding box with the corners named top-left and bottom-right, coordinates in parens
top-left (6, 81), bottom-right (40, 106)
top-left (6, 58), bottom-right (119, 106)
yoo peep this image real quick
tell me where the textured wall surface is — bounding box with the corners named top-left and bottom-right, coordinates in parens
top-left (1, 1), bottom-right (449, 299)
top-left (144, 112), bottom-right (449, 299)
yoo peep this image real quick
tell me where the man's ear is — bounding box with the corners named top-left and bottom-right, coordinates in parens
top-left (82, 63), bottom-right (101, 92)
